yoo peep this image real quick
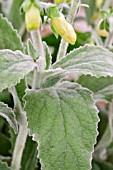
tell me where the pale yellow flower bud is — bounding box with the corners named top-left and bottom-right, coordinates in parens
top-left (62, 23), bottom-right (77, 45)
top-left (96, 19), bottom-right (108, 37)
top-left (25, 4), bottom-right (41, 31)
top-left (96, 0), bottom-right (103, 8)
top-left (51, 13), bottom-right (67, 36)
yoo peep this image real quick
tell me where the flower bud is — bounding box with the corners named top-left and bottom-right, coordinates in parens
top-left (51, 13), bottom-right (67, 36)
top-left (62, 23), bottom-right (77, 45)
top-left (96, 19), bottom-right (108, 37)
top-left (96, 0), bottom-right (103, 8)
top-left (25, 4), bottom-right (41, 31)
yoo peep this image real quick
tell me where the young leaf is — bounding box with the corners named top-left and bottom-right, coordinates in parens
top-left (0, 161), bottom-right (12, 170)
top-left (43, 42), bottom-right (52, 70)
top-left (27, 39), bottom-right (38, 61)
top-left (0, 50), bottom-right (36, 92)
top-left (0, 14), bottom-right (23, 51)
top-left (25, 81), bottom-right (99, 170)
top-left (0, 102), bottom-right (18, 133)
top-left (52, 45), bottom-right (113, 78)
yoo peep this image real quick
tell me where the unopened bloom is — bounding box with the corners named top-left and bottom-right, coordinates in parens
top-left (25, 4), bottom-right (41, 31)
top-left (51, 13), bottom-right (67, 36)
top-left (96, 0), bottom-right (103, 8)
top-left (62, 23), bottom-right (77, 45)
top-left (96, 19), bottom-right (108, 37)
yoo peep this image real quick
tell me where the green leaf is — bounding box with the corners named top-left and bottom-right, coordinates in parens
top-left (15, 79), bottom-right (27, 107)
top-left (0, 14), bottom-right (23, 51)
top-left (52, 45), bottom-right (113, 78)
top-left (25, 81), bottom-right (99, 170)
top-left (0, 161), bottom-right (12, 170)
top-left (0, 50), bottom-right (36, 92)
top-left (43, 42), bottom-right (52, 70)
top-left (21, 136), bottom-right (38, 170)
top-left (27, 39), bottom-right (38, 61)
top-left (77, 75), bottom-right (113, 102)
top-left (0, 102), bottom-right (18, 133)
top-left (48, 6), bottom-right (60, 18)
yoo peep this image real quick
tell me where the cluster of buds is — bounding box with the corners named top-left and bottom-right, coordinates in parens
top-left (51, 13), bottom-right (77, 45)
top-left (21, 0), bottom-right (77, 45)
top-left (96, 19), bottom-right (108, 37)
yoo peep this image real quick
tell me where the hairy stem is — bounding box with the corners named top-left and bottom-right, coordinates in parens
top-left (56, 0), bottom-right (79, 61)
top-left (31, 30), bottom-right (45, 89)
top-left (10, 86), bottom-right (28, 170)
top-left (30, 30), bottom-right (44, 58)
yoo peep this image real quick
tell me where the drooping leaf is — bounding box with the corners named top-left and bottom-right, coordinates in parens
top-left (0, 50), bottom-right (36, 92)
top-left (15, 79), bottom-right (26, 107)
top-left (0, 14), bottom-right (23, 51)
top-left (0, 161), bottom-right (12, 170)
top-left (0, 102), bottom-right (18, 133)
top-left (21, 136), bottom-right (38, 170)
top-left (25, 81), bottom-right (99, 170)
top-left (52, 45), bottom-right (113, 77)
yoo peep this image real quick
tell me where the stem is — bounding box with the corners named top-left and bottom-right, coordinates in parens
top-left (108, 101), bottom-right (113, 142)
top-left (30, 30), bottom-right (44, 58)
top-left (57, 0), bottom-right (79, 61)
top-left (103, 0), bottom-right (112, 9)
top-left (104, 30), bottom-right (113, 48)
top-left (30, 30), bottom-right (45, 89)
top-left (10, 86), bottom-right (28, 170)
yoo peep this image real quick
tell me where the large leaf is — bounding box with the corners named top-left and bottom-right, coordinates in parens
top-left (0, 161), bottom-right (12, 170)
top-left (0, 102), bottom-right (18, 133)
top-left (0, 14), bottom-right (23, 51)
top-left (52, 45), bottom-right (113, 78)
top-left (25, 81), bottom-right (99, 170)
top-left (0, 50), bottom-right (36, 92)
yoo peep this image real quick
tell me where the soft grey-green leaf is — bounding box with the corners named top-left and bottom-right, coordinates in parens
top-left (0, 50), bottom-right (36, 92)
top-left (52, 45), bottom-right (113, 77)
top-left (0, 161), bottom-right (12, 170)
top-left (0, 14), bottom-right (23, 51)
top-left (0, 102), bottom-right (18, 133)
top-left (27, 39), bottom-right (37, 61)
top-left (43, 42), bottom-right (52, 70)
top-left (25, 81), bottom-right (99, 170)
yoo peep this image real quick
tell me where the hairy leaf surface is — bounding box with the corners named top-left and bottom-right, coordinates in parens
top-left (0, 50), bottom-right (36, 92)
top-left (52, 45), bottom-right (113, 77)
top-left (25, 82), bottom-right (99, 170)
